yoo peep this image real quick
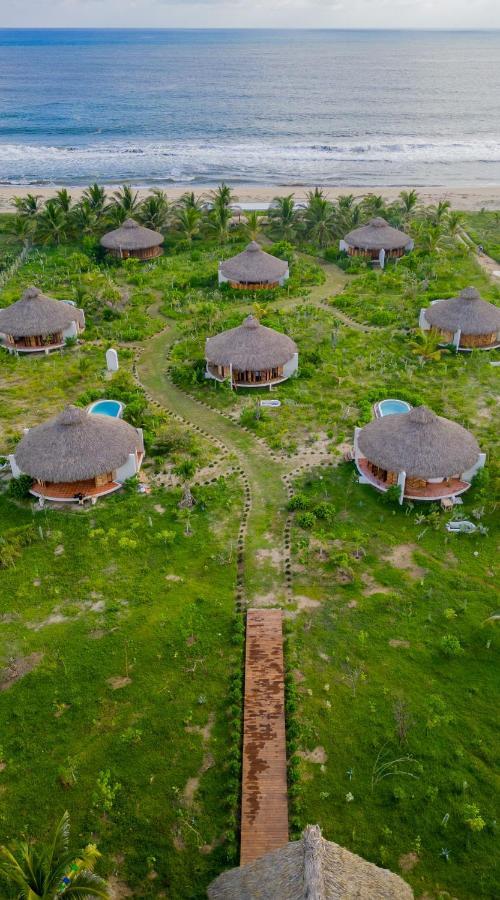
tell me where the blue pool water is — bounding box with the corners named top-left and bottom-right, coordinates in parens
top-left (378, 399), bottom-right (411, 417)
top-left (88, 400), bottom-right (123, 418)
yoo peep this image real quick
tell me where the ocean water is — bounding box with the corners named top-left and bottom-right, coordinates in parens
top-left (0, 28), bottom-right (499, 187)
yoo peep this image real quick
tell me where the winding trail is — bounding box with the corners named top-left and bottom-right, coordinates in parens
top-left (135, 255), bottom-right (370, 609)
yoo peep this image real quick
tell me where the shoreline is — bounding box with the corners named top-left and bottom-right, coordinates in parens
top-left (1, 184), bottom-right (500, 211)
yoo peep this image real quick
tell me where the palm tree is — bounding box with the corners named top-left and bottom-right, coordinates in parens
top-left (81, 183), bottom-right (108, 220)
top-left (175, 206), bottom-right (202, 243)
top-left (301, 188), bottom-right (335, 247)
top-left (334, 194), bottom-right (362, 236)
top-left (399, 189), bottom-right (420, 217)
top-left (268, 194), bottom-right (296, 241)
top-left (54, 189), bottom-right (72, 215)
top-left (409, 330), bottom-right (450, 362)
top-left (70, 200), bottom-right (98, 237)
top-left (0, 810), bottom-right (108, 898)
top-left (413, 221), bottom-right (444, 255)
top-left (361, 194), bottom-right (387, 219)
top-left (208, 205), bottom-right (231, 243)
top-left (428, 200), bottom-right (451, 225)
top-left (35, 200), bottom-right (69, 244)
top-left (208, 182), bottom-right (236, 215)
top-left (176, 191), bottom-right (205, 213)
top-left (11, 193), bottom-right (43, 219)
top-left (139, 189), bottom-right (169, 231)
top-left (444, 210), bottom-right (464, 237)
top-left (244, 210), bottom-right (260, 241)
top-left (111, 184), bottom-right (140, 222)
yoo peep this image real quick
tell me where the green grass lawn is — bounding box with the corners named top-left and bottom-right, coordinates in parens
top-left (0, 481), bottom-right (242, 899)
top-left (463, 211), bottom-right (500, 262)
top-left (0, 211), bottom-right (498, 898)
top-left (287, 464), bottom-right (499, 900)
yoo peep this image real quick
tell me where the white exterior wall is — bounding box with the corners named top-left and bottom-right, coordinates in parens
top-left (419, 308), bottom-right (430, 330)
top-left (453, 329), bottom-right (462, 349)
top-left (339, 239), bottom-right (347, 251)
top-left (462, 452), bottom-right (486, 483)
top-left (279, 267), bottom-right (290, 286)
top-left (62, 320), bottom-right (78, 340)
top-left (397, 471), bottom-right (407, 504)
top-left (218, 264), bottom-right (228, 286)
top-left (9, 454), bottom-right (22, 478)
top-left (353, 427), bottom-right (361, 461)
top-left (116, 452), bottom-right (139, 482)
top-left (283, 352), bottom-right (298, 378)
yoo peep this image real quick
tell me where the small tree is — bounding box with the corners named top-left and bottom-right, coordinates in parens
top-left (0, 811), bottom-right (108, 898)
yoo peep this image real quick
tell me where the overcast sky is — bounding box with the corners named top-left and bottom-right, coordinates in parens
top-left (2, 0), bottom-right (500, 30)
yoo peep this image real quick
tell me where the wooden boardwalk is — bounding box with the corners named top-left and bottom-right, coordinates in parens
top-left (240, 608), bottom-right (289, 866)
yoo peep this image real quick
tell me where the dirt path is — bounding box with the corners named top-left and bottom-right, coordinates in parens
top-left (460, 229), bottom-right (500, 282)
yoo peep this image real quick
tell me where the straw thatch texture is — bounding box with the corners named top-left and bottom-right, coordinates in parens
top-left (15, 405), bottom-right (143, 482)
top-left (219, 242), bottom-right (288, 284)
top-left (344, 217), bottom-right (410, 251)
top-left (423, 287), bottom-right (500, 336)
top-left (0, 287), bottom-right (84, 337)
top-left (358, 406), bottom-right (480, 478)
top-left (206, 315), bottom-right (297, 371)
top-left (208, 825), bottom-right (413, 899)
top-left (100, 218), bottom-right (163, 250)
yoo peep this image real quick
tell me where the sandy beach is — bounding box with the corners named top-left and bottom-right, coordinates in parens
top-left (1, 184), bottom-right (500, 212)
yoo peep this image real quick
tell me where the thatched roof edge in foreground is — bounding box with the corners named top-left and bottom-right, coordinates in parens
top-left (208, 824), bottom-right (413, 899)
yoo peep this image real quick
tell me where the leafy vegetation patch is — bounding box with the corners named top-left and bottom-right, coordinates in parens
top-left (287, 464), bottom-right (498, 900)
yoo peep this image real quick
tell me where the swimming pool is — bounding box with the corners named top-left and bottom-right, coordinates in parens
top-left (375, 399), bottom-right (412, 418)
top-left (88, 399), bottom-right (124, 418)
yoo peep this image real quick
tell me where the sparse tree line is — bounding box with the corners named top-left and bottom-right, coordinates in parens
top-left (10, 183), bottom-right (463, 251)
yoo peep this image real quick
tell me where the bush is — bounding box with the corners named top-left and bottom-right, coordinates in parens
top-left (440, 634), bottom-right (464, 657)
top-left (296, 511), bottom-right (315, 529)
top-left (7, 474), bottom-right (33, 500)
top-left (287, 493), bottom-right (310, 511)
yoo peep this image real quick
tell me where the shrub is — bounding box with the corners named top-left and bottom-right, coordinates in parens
top-left (7, 474), bottom-right (33, 500)
top-left (296, 511), bottom-right (315, 529)
top-left (440, 634), bottom-right (464, 657)
top-left (313, 501), bottom-right (336, 523)
top-left (287, 493), bottom-right (310, 511)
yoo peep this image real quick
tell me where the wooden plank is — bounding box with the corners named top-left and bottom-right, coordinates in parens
top-left (240, 608), bottom-right (289, 866)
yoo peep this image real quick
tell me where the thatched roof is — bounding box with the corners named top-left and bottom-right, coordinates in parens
top-left (100, 218), bottom-right (164, 250)
top-left (219, 242), bottom-right (288, 284)
top-left (229, 215), bottom-right (249, 226)
top-left (423, 287), bottom-right (500, 335)
top-left (208, 825), bottom-right (413, 899)
top-left (344, 217), bottom-right (410, 251)
top-left (358, 405), bottom-right (480, 478)
top-left (15, 405), bottom-right (143, 483)
top-left (0, 287), bottom-right (84, 338)
top-left (206, 315), bottom-right (297, 371)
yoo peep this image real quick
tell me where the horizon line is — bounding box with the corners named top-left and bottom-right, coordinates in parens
top-left (1, 26), bottom-right (500, 32)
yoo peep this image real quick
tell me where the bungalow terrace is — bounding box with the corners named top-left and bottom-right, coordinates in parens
top-left (0, 286), bottom-right (85, 354)
top-left (10, 405), bottom-right (144, 503)
top-left (205, 314), bottom-right (298, 388)
top-left (208, 824), bottom-right (413, 899)
top-left (219, 242), bottom-right (289, 289)
top-left (340, 217), bottom-right (413, 268)
top-left (354, 405), bottom-right (485, 502)
top-left (100, 217), bottom-right (164, 260)
top-left (420, 286), bottom-right (500, 350)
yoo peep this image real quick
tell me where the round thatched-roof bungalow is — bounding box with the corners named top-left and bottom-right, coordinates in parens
top-left (420, 286), bottom-right (500, 350)
top-left (10, 405), bottom-right (144, 503)
top-left (0, 287), bottom-right (85, 354)
top-left (340, 217), bottom-right (413, 268)
top-left (205, 314), bottom-right (298, 388)
top-left (219, 242), bottom-right (289, 289)
top-left (100, 217), bottom-right (164, 260)
top-left (208, 824), bottom-right (413, 899)
top-left (354, 405), bottom-right (484, 501)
